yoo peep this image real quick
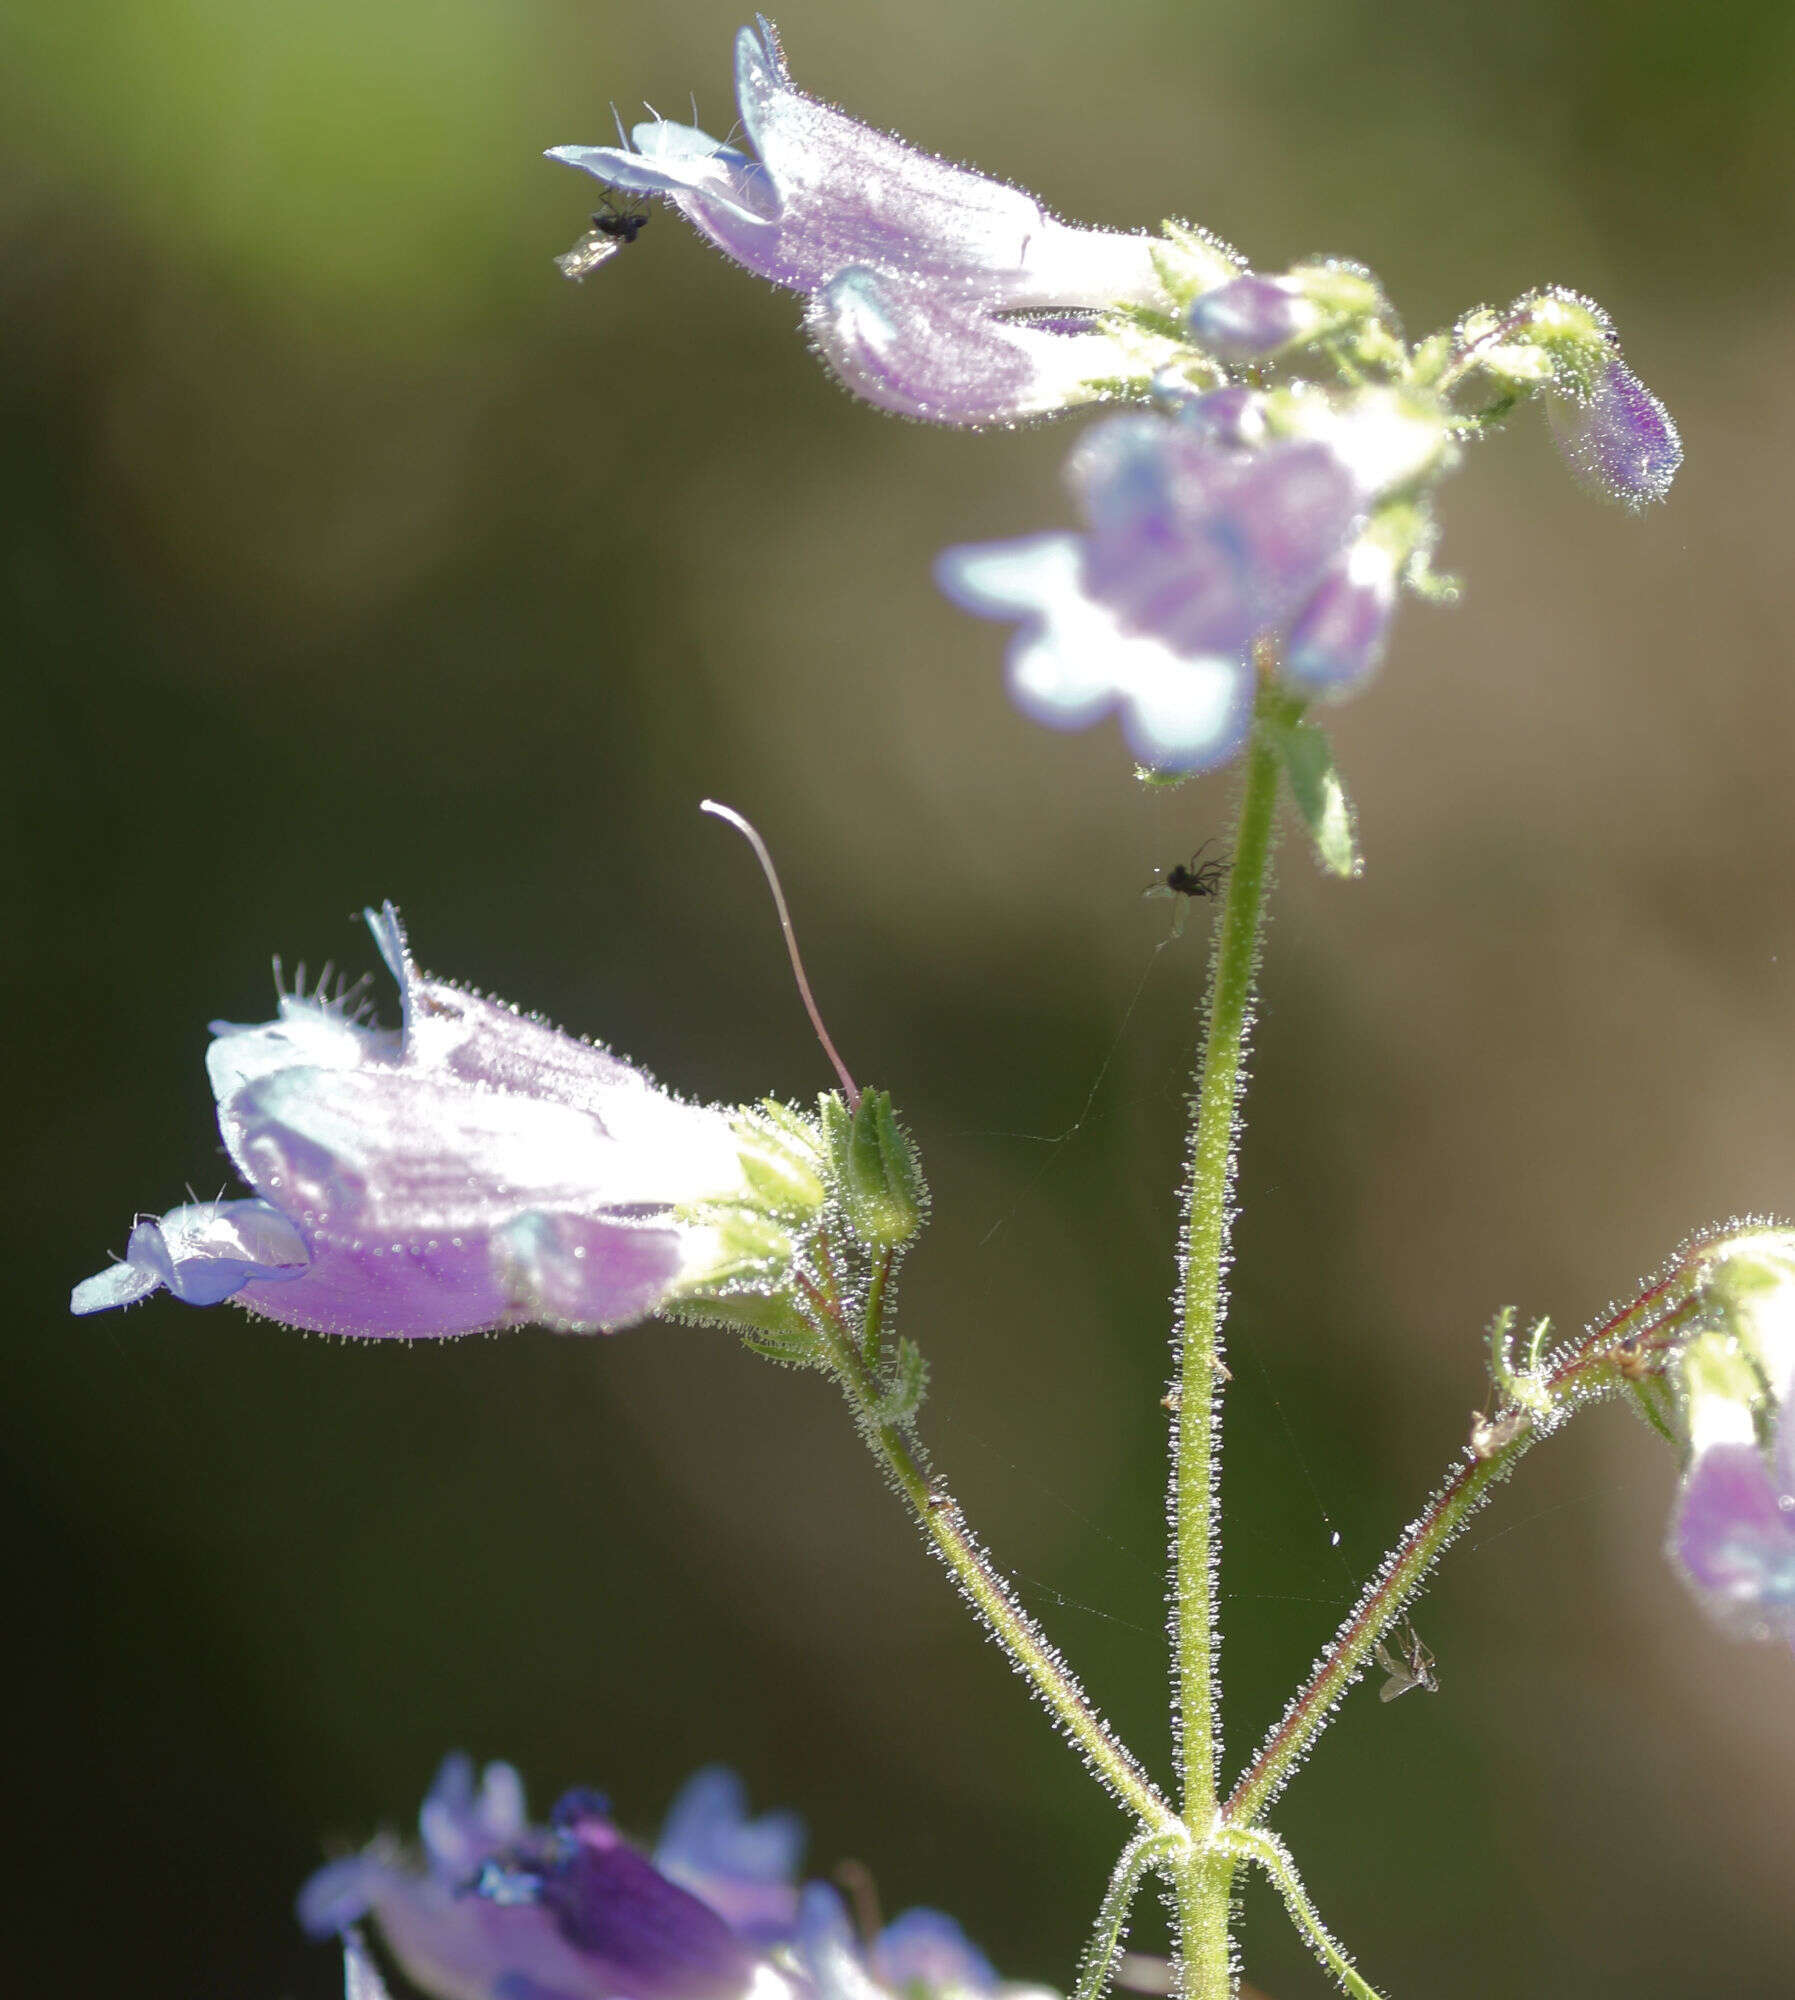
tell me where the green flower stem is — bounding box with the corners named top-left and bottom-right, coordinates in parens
top-left (805, 1273), bottom-right (1177, 1833)
top-left (1169, 1845), bottom-right (1238, 2000)
top-left (1072, 1830), bottom-right (1190, 2000)
top-left (1174, 703), bottom-right (1284, 1824)
top-left (861, 1246), bottom-right (893, 1367)
top-left (1226, 1829), bottom-right (1383, 2000)
top-left (1223, 1282), bottom-right (1708, 1829)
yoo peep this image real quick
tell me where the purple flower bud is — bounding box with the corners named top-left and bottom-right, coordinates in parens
top-left (1671, 1406), bottom-right (1795, 1648)
top-left (71, 906), bottom-right (768, 1338)
top-left (547, 20), bottom-right (1164, 425)
top-left (938, 413), bottom-right (1364, 771)
top-left (1186, 273), bottom-right (1312, 364)
top-left (1546, 353), bottom-right (1682, 510)
top-left (1282, 535), bottom-right (1400, 694)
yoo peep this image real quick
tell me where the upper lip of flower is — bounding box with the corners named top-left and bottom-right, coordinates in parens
top-left (547, 17), bottom-right (1166, 311)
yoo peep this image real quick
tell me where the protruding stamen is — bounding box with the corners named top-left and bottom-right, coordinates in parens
top-left (701, 799), bottom-right (860, 1108)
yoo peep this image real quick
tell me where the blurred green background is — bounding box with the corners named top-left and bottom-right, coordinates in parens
top-left (5, 1), bottom-right (1794, 1994)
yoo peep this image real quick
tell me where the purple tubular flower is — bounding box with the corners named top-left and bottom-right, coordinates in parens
top-left (1672, 1400), bottom-right (1795, 1647)
top-left (937, 398), bottom-right (1364, 771)
top-left (301, 1758), bottom-right (771, 2000)
top-left (1546, 353), bottom-right (1682, 511)
top-left (547, 19), bottom-right (1164, 425)
top-left (1185, 273), bottom-right (1313, 364)
top-left (70, 906), bottom-right (754, 1337)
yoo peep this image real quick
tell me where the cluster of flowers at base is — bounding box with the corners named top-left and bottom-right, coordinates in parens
top-left (1670, 1231), bottom-right (1795, 1648)
top-left (548, 20), bottom-right (1682, 775)
top-left (302, 1754), bottom-right (1054, 2000)
top-left (70, 907), bottom-right (826, 1339)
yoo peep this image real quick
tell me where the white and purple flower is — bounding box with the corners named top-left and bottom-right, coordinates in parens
top-left (1670, 1235), bottom-right (1795, 1647)
top-left (1672, 1408), bottom-right (1795, 1648)
top-left (301, 1756), bottom-right (1051, 2000)
top-left (936, 387), bottom-right (1439, 771)
top-left (71, 906), bottom-right (820, 1338)
top-left (546, 18), bottom-right (1196, 425)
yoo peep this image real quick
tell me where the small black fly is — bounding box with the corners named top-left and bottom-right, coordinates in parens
top-left (590, 192), bottom-right (650, 245)
top-left (555, 193), bottom-right (651, 281)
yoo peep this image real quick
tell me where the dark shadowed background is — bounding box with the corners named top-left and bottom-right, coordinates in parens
top-left (5, 1), bottom-right (1793, 1994)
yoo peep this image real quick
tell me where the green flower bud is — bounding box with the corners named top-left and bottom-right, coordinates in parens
top-left (823, 1089), bottom-right (928, 1250)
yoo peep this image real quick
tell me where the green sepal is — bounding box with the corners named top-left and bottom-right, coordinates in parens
top-left (1267, 712), bottom-right (1363, 880)
top-left (664, 1287), bottom-right (823, 1362)
top-left (824, 1089), bottom-right (929, 1250)
top-left (874, 1336), bottom-right (929, 1426)
top-left (732, 1099), bottom-right (829, 1216)
top-left (1151, 218), bottom-right (1245, 311)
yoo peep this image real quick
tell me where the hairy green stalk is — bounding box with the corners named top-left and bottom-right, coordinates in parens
top-left (1170, 696), bottom-right (1285, 1995)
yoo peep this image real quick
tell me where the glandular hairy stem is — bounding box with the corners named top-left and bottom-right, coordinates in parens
top-left (1225, 1280), bottom-right (1710, 1827)
top-left (1073, 1831), bottom-right (1190, 2000)
top-left (807, 1274), bottom-right (1175, 1833)
top-left (1173, 696), bottom-right (1284, 1838)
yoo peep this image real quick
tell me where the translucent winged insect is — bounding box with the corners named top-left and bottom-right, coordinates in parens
top-left (554, 192), bottom-right (651, 281)
top-left (1143, 839), bottom-right (1232, 936)
top-left (1374, 1622), bottom-right (1438, 1702)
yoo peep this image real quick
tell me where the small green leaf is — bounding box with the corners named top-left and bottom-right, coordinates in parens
top-left (1274, 718), bottom-right (1363, 879)
top-left (875, 1336), bottom-right (930, 1425)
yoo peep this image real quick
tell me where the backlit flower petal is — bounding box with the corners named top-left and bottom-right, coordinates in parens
top-left (69, 1198), bottom-right (308, 1315)
top-left (937, 534), bottom-right (1251, 771)
top-left (806, 270), bottom-right (1121, 426)
top-left (655, 1767), bottom-right (806, 1943)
